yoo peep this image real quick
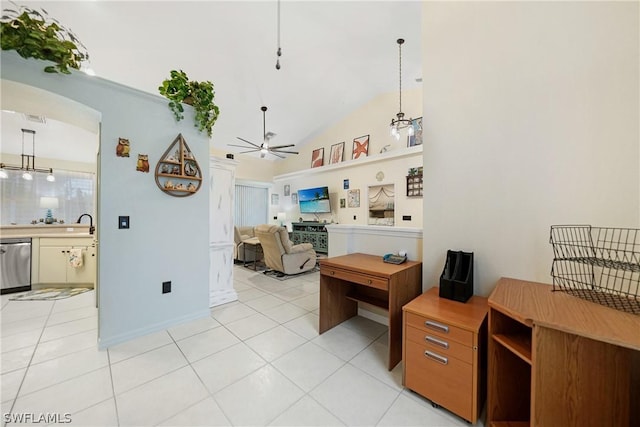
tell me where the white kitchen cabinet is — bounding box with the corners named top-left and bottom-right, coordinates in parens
top-left (39, 237), bottom-right (96, 286)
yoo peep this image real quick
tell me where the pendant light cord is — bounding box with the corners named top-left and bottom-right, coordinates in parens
top-left (276, 0), bottom-right (282, 70)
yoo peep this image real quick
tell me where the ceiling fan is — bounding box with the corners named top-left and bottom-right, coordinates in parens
top-left (229, 106), bottom-right (298, 159)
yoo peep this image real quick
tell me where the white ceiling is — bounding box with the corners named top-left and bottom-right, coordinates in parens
top-left (6, 1), bottom-right (423, 161)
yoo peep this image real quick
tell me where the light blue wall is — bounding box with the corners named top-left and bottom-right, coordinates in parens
top-left (1, 52), bottom-right (211, 347)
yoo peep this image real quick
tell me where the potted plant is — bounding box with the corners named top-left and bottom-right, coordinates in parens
top-left (158, 70), bottom-right (220, 138)
top-left (0, 3), bottom-right (89, 74)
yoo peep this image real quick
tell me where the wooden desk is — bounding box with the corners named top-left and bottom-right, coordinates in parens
top-left (488, 277), bottom-right (640, 427)
top-left (319, 253), bottom-right (422, 370)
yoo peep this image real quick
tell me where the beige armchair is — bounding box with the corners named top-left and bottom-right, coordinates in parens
top-left (234, 226), bottom-right (259, 262)
top-left (255, 224), bottom-right (317, 275)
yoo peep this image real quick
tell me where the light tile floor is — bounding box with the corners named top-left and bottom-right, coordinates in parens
top-left (1, 265), bottom-right (485, 426)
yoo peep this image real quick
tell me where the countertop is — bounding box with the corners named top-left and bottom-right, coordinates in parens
top-left (0, 224), bottom-right (94, 239)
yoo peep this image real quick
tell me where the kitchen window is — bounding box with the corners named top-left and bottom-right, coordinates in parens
top-left (0, 169), bottom-right (95, 225)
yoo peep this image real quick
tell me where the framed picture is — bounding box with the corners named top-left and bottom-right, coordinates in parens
top-left (340, 198), bottom-right (346, 208)
top-left (291, 193), bottom-right (298, 204)
top-left (311, 148), bottom-right (324, 168)
top-left (347, 189), bottom-right (360, 208)
top-left (343, 179), bottom-right (349, 190)
top-left (329, 142), bottom-right (345, 164)
top-left (352, 135), bottom-right (369, 159)
top-left (271, 194), bottom-right (279, 205)
top-left (407, 117), bottom-right (423, 147)
top-left (284, 184), bottom-right (290, 197)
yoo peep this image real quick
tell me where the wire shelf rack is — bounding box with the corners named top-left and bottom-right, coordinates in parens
top-left (549, 225), bottom-right (640, 315)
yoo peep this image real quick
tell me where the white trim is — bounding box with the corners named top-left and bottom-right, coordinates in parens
top-left (273, 145), bottom-right (423, 182)
top-left (98, 309), bottom-right (210, 349)
top-left (235, 178), bottom-right (273, 188)
top-left (325, 223), bottom-right (422, 239)
top-left (209, 288), bottom-right (239, 307)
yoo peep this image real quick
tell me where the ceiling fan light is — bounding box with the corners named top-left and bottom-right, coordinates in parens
top-left (22, 171), bottom-right (33, 180)
top-left (47, 169), bottom-right (55, 182)
top-left (407, 126), bottom-right (415, 137)
top-left (0, 166), bottom-right (7, 179)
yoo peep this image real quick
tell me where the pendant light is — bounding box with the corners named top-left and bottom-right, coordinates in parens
top-left (0, 128), bottom-right (55, 181)
top-left (389, 38), bottom-right (414, 141)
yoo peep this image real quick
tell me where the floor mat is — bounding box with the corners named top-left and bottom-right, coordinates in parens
top-left (262, 266), bottom-right (320, 281)
top-left (9, 287), bottom-right (92, 301)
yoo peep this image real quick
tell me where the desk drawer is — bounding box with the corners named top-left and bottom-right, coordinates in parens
top-left (404, 340), bottom-right (473, 421)
top-left (406, 312), bottom-right (473, 346)
top-left (406, 325), bottom-right (473, 363)
top-left (320, 265), bottom-right (388, 291)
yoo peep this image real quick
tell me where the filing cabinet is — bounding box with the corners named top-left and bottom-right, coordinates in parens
top-left (402, 287), bottom-right (488, 424)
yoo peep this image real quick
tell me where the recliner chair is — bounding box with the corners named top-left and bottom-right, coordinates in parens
top-left (254, 224), bottom-right (316, 275)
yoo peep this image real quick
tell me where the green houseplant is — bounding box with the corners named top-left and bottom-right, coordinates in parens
top-left (0, 3), bottom-right (89, 74)
top-left (158, 70), bottom-right (220, 138)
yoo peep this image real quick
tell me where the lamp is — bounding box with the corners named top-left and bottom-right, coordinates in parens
top-left (39, 196), bottom-right (59, 224)
top-left (389, 38), bottom-right (415, 141)
top-left (0, 129), bottom-right (55, 181)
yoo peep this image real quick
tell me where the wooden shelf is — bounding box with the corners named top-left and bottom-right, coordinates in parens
top-left (156, 173), bottom-right (202, 181)
top-left (154, 134), bottom-right (202, 197)
top-left (493, 333), bottom-right (532, 365)
top-left (346, 292), bottom-right (387, 309)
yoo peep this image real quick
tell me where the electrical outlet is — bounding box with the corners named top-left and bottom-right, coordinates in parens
top-left (403, 215), bottom-right (411, 221)
top-left (162, 281), bottom-right (171, 294)
top-left (353, 215), bottom-right (357, 220)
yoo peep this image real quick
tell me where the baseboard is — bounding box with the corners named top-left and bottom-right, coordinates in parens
top-left (358, 306), bottom-right (389, 327)
top-left (210, 288), bottom-right (238, 307)
top-left (97, 309), bottom-right (210, 350)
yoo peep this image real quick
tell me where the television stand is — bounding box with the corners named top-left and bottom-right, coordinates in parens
top-left (291, 222), bottom-right (328, 254)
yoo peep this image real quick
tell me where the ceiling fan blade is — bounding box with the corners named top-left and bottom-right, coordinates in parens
top-left (237, 149), bottom-right (262, 154)
top-left (268, 144), bottom-right (295, 149)
top-left (271, 149), bottom-right (299, 154)
top-left (228, 144), bottom-right (260, 149)
top-left (268, 151), bottom-right (285, 159)
top-left (235, 137), bottom-right (261, 148)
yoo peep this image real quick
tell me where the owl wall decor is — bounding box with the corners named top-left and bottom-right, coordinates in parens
top-left (136, 154), bottom-right (150, 173)
top-left (116, 138), bottom-right (130, 157)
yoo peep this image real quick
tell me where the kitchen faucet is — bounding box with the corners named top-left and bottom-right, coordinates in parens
top-left (76, 214), bottom-right (95, 235)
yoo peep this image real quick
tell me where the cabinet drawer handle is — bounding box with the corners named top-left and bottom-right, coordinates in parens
top-left (330, 271), bottom-right (335, 275)
top-left (425, 335), bottom-right (449, 349)
top-left (425, 320), bottom-right (449, 333)
top-left (425, 350), bottom-right (448, 365)
top-left (367, 279), bottom-right (372, 284)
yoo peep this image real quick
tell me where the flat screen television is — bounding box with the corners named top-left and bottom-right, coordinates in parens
top-left (298, 186), bottom-right (331, 214)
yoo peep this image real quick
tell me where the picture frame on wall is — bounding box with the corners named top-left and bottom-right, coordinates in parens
top-left (329, 142), bottom-right (345, 164)
top-left (284, 184), bottom-right (290, 196)
top-left (340, 198), bottom-right (346, 208)
top-left (407, 117), bottom-right (423, 147)
top-left (291, 193), bottom-right (298, 204)
top-left (271, 194), bottom-right (279, 205)
top-left (311, 147), bottom-right (324, 168)
top-left (347, 189), bottom-right (360, 208)
top-left (352, 135), bottom-right (369, 159)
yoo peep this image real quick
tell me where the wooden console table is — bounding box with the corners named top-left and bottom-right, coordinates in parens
top-left (319, 253), bottom-right (422, 370)
top-left (488, 277), bottom-right (640, 427)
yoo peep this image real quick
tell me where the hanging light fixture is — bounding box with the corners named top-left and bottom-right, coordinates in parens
top-left (0, 128), bottom-right (55, 181)
top-left (389, 38), bottom-right (414, 141)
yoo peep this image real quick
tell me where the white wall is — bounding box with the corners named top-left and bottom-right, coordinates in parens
top-left (1, 52), bottom-right (212, 347)
top-left (422, 2), bottom-right (640, 296)
top-left (272, 89), bottom-right (424, 228)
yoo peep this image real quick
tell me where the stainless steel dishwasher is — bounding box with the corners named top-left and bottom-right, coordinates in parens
top-left (0, 237), bottom-right (32, 294)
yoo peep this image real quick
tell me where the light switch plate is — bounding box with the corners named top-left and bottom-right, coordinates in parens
top-left (119, 216), bottom-right (130, 229)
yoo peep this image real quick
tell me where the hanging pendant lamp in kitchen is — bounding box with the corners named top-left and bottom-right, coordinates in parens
top-left (0, 128), bottom-right (55, 181)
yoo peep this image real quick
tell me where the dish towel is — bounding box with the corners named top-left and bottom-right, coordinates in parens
top-left (69, 248), bottom-right (83, 268)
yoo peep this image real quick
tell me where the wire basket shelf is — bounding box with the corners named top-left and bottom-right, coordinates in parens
top-left (549, 225), bottom-right (640, 315)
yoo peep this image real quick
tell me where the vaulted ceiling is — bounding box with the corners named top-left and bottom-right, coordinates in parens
top-left (3, 1), bottom-right (423, 161)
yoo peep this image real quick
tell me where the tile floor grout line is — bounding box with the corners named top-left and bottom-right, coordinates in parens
top-left (3, 299), bottom-right (56, 423)
top-left (105, 346), bottom-right (122, 426)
